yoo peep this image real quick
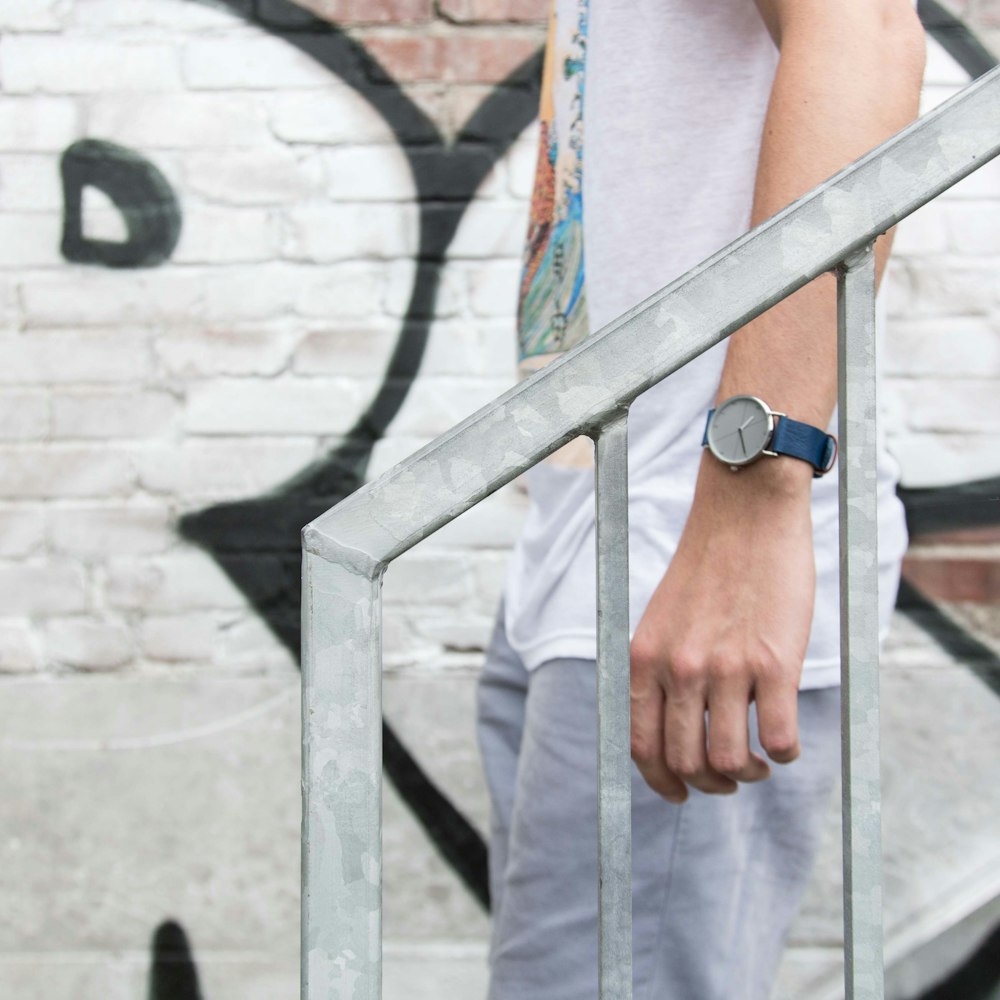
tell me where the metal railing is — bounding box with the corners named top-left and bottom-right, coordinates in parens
top-left (300, 66), bottom-right (1000, 1000)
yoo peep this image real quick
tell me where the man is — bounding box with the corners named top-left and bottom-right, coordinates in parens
top-left (477, 2), bottom-right (926, 998)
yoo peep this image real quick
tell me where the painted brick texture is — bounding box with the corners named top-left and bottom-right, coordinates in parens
top-left (0, 1), bottom-right (998, 997)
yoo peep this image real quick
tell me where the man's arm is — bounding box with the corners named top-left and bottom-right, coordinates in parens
top-left (629, 0), bottom-right (926, 802)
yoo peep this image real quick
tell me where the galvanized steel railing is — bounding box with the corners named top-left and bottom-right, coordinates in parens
top-left (301, 66), bottom-right (1000, 1000)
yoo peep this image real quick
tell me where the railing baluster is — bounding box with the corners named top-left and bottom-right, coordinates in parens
top-left (594, 414), bottom-right (633, 1000)
top-left (301, 543), bottom-right (384, 1000)
top-left (837, 247), bottom-right (883, 1000)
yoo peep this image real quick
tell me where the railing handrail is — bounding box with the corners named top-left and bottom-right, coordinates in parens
top-left (303, 65), bottom-right (1000, 571)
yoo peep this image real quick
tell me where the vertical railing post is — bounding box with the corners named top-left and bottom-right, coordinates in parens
top-left (594, 414), bottom-right (634, 1000)
top-left (836, 246), bottom-right (884, 1000)
top-left (301, 536), bottom-right (384, 1000)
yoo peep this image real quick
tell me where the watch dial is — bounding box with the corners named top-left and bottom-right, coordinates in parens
top-left (708, 396), bottom-right (770, 464)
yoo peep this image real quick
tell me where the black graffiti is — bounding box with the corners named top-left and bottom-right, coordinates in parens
top-left (150, 920), bottom-right (203, 1000)
top-left (175, 0), bottom-right (543, 910)
top-left (61, 138), bottom-right (181, 268)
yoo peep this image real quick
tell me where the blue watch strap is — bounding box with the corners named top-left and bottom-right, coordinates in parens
top-left (770, 416), bottom-right (837, 476)
top-left (701, 409), bottom-right (714, 447)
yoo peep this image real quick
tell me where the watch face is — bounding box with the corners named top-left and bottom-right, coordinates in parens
top-left (707, 395), bottom-right (773, 466)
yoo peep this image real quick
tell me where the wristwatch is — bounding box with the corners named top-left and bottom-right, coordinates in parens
top-left (702, 395), bottom-right (837, 478)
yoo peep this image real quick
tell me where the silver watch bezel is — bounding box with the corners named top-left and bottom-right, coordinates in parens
top-left (706, 394), bottom-right (780, 469)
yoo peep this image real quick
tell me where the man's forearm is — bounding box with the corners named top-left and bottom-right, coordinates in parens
top-left (716, 0), bottom-right (926, 445)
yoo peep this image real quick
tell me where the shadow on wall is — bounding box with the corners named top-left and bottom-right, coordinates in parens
top-left (53, 0), bottom-right (998, 996)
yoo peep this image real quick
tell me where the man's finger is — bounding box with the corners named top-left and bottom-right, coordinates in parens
top-left (707, 677), bottom-right (771, 783)
top-left (754, 673), bottom-right (801, 764)
top-left (630, 673), bottom-right (687, 803)
top-left (664, 689), bottom-right (737, 795)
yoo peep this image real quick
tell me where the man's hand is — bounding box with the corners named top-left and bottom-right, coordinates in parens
top-left (630, 455), bottom-right (815, 802)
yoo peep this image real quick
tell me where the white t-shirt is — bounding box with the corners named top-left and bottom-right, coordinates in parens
top-left (503, 0), bottom-right (909, 688)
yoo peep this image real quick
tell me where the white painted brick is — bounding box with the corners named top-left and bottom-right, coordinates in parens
top-left (172, 205), bottom-right (281, 265)
top-left (507, 132), bottom-right (539, 200)
top-left (45, 618), bottom-right (133, 671)
top-left (447, 202), bottom-right (527, 260)
top-left (0, 213), bottom-right (63, 267)
top-left (0, 331), bottom-right (151, 383)
top-left (0, 0), bottom-right (69, 30)
top-left (51, 389), bottom-right (179, 440)
top-left (0, 390), bottom-right (48, 440)
top-left (896, 378), bottom-right (1000, 432)
top-left (0, 559), bottom-right (87, 615)
top-left (104, 552), bottom-right (246, 612)
top-left (884, 317), bottom-right (1000, 377)
top-left (298, 317), bottom-right (506, 383)
top-left (181, 35), bottom-right (332, 90)
top-left (414, 613), bottom-right (494, 652)
top-left (476, 318), bottom-right (519, 376)
top-left (470, 551), bottom-right (511, 609)
top-left (155, 326), bottom-right (294, 378)
top-left (466, 258), bottom-right (520, 317)
top-left (282, 203), bottom-right (419, 262)
top-left (366, 435), bottom-right (435, 480)
top-left (0, 446), bottom-right (134, 499)
top-left (139, 613), bottom-right (217, 663)
top-left (888, 430), bottom-right (1000, 488)
top-left (185, 377), bottom-right (367, 434)
top-left (68, 0), bottom-right (251, 28)
top-left (293, 326), bottom-right (399, 377)
top-left (133, 439), bottom-right (316, 497)
top-left (0, 507), bottom-right (45, 557)
top-left (418, 318), bottom-right (516, 377)
top-left (296, 264), bottom-right (384, 320)
top-left (47, 505), bottom-right (172, 559)
top-left (0, 97), bottom-right (79, 152)
top-left (1, 37), bottom-right (183, 94)
top-left (86, 92), bottom-right (272, 149)
top-left (79, 185), bottom-right (127, 243)
top-left (268, 87), bottom-right (399, 145)
top-left (181, 147), bottom-right (326, 205)
top-left (21, 272), bottom-right (203, 327)
top-left (0, 155), bottom-right (62, 211)
top-left (212, 613), bottom-right (296, 672)
top-left (0, 276), bottom-right (15, 331)
top-left (0, 622), bottom-right (40, 673)
top-left (889, 260), bottom-right (997, 319)
top-left (202, 264), bottom-right (298, 322)
top-left (946, 203), bottom-right (1000, 255)
top-left (382, 610), bottom-right (440, 668)
top-left (391, 376), bottom-right (515, 436)
top-left (383, 551), bottom-right (471, 606)
top-left (321, 146), bottom-right (416, 202)
top-left (383, 260), bottom-right (463, 318)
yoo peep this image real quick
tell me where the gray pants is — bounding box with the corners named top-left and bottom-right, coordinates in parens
top-left (476, 609), bottom-right (841, 1000)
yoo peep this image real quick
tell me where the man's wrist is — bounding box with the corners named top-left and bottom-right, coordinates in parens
top-left (695, 446), bottom-right (814, 506)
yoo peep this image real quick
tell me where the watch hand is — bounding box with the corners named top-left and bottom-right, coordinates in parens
top-left (738, 428), bottom-right (747, 455)
top-left (739, 416), bottom-right (754, 431)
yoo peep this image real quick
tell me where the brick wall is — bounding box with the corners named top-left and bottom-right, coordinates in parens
top-left (0, 2), bottom-right (998, 998)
